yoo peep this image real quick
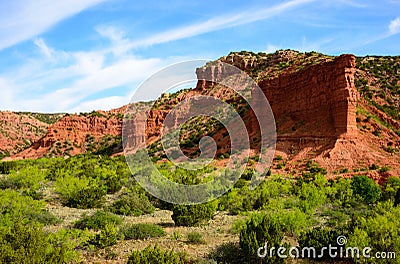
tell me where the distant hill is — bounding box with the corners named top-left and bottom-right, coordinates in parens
top-left (0, 111), bottom-right (65, 159)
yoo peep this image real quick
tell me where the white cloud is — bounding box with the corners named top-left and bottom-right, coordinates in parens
top-left (2, 55), bottom-right (163, 112)
top-left (33, 38), bottom-right (54, 59)
top-left (389, 17), bottom-right (400, 35)
top-left (0, 0), bottom-right (324, 113)
top-left (0, 28), bottom-right (165, 113)
top-left (0, 0), bottom-right (109, 50)
top-left (96, 25), bottom-right (132, 55)
top-left (131, 0), bottom-right (318, 48)
top-left (358, 16), bottom-right (400, 48)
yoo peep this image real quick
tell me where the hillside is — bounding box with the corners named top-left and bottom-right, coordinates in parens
top-left (3, 50), bottom-right (400, 180)
top-left (0, 111), bottom-right (64, 159)
top-left (126, 50), bottom-right (400, 181)
top-left (11, 108), bottom-right (126, 159)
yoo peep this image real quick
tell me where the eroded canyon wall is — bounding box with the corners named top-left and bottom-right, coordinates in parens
top-left (196, 54), bottom-right (359, 139)
top-left (258, 54), bottom-right (358, 138)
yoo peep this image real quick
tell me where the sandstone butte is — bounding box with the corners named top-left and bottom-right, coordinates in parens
top-left (2, 51), bottom-right (400, 182)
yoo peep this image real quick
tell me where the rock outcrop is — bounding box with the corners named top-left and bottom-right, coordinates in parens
top-left (0, 112), bottom-right (50, 158)
top-left (259, 54), bottom-right (359, 138)
top-left (13, 110), bottom-right (124, 159)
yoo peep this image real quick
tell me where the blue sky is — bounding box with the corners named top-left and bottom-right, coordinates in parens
top-left (0, 0), bottom-right (399, 113)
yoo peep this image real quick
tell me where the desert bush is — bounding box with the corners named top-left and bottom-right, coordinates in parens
top-left (172, 202), bottom-right (217, 226)
top-left (120, 223), bottom-right (166, 240)
top-left (1, 166), bottom-right (47, 191)
top-left (74, 210), bottom-right (121, 230)
top-left (101, 172), bottom-right (123, 194)
top-left (218, 184), bottom-right (253, 214)
top-left (92, 223), bottom-right (118, 248)
top-left (22, 188), bottom-right (44, 200)
top-left (171, 231), bottom-right (182, 241)
top-left (0, 223), bottom-right (71, 264)
top-left (351, 175), bottom-right (381, 203)
top-left (304, 160), bottom-right (327, 175)
top-left (239, 214), bottom-right (285, 263)
top-left (186, 232), bottom-right (205, 244)
top-left (347, 203), bottom-right (400, 263)
top-left (55, 175), bottom-right (106, 209)
top-left (298, 227), bottom-right (341, 259)
top-left (127, 245), bottom-right (190, 264)
top-left (208, 242), bottom-right (243, 264)
top-left (382, 176), bottom-right (400, 201)
top-left (253, 176), bottom-right (293, 209)
top-left (296, 181), bottom-right (327, 213)
top-left (107, 192), bottom-right (154, 216)
top-left (0, 189), bottom-right (59, 226)
top-left (66, 184), bottom-right (106, 209)
top-left (328, 178), bottom-right (354, 207)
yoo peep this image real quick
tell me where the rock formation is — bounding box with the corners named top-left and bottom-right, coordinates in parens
top-left (4, 50), bottom-right (399, 180)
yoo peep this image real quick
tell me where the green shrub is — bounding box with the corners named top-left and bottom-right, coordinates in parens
top-left (127, 245), bottom-right (190, 264)
top-left (101, 171), bottom-right (123, 194)
top-left (55, 175), bottom-right (106, 209)
top-left (0, 223), bottom-right (71, 264)
top-left (329, 178), bottom-right (354, 207)
top-left (74, 210), bottom-right (121, 230)
top-left (171, 231), bottom-right (182, 241)
top-left (382, 177), bottom-right (400, 201)
top-left (298, 227), bottom-right (341, 259)
top-left (1, 167), bottom-right (47, 191)
top-left (347, 203), bottom-right (400, 262)
top-left (120, 223), bottom-right (166, 240)
top-left (379, 166), bottom-right (390, 173)
top-left (208, 242), bottom-right (243, 264)
top-left (296, 182), bottom-right (327, 213)
top-left (0, 189), bottom-right (59, 226)
top-left (172, 202), bottom-right (217, 226)
top-left (107, 192), bottom-right (155, 216)
top-left (241, 168), bottom-right (254, 181)
top-left (239, 214), bottom-right (285, 263)
top-left (66, 184), bottom-right (106, 209)
top-left (92, 223), bottom-right (118, 248)
top-left (351, 175), bottom-right (382, 203)
top-left (305, 160), bottom-right (327, 175)
top-left (186, 232), bottom-right (205, 244)
top-left (369, 164), bottom-right (379, 170)
top-left (22, 189), bottom-right (44, 200)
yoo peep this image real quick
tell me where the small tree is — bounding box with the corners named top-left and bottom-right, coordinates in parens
top-left (351, 175), bottom-right (381, 203)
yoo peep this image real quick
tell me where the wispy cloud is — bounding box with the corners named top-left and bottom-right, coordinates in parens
top-left (131, 0), bottom-right (318, 48)
top-left (1, 0), bottom-right (323, 113)
top-left (0, 0), bottom-right (109, 50)
top-left (357, 17), bottom-right (400, 48)
top-left (33, 38), bottom-right (55, 59)
top-left (0, 29), bottom-right (165, 113)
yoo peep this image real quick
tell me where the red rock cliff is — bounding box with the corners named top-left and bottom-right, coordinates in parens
top-left (258, 54), bottom-right (358, 138)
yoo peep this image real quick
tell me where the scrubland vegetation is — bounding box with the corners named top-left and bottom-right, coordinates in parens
top-left (0, 154), bottom-right (399, 263)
